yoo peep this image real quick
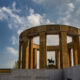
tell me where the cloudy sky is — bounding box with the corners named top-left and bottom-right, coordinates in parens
top-left (0, 0), bottom-right (80, 68)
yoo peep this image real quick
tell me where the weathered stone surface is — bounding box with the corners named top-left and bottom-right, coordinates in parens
top-left (18, 41), bottom-right (22, 68)
top-left (68, 48), bottom-right (73, 67)
top-left (22, 40), bottom-right (29, 69)
top-left (29, 38), bottom-right (33, 69)
top-left (72, 36), bottom-right (78, 65)
top-left (20, 25), bottom-right (78, 38)
top-left (33, 48), bottom-right (37, 68)
top-left (77, 34), bottom-right (80, 64)
top-left (63, 65), bottom-right (80, 80)
top-left (60, 31), bottom-right (69, 68)
top-left (55, 51), bottom-right (60, 69)
top-left (19, 25), bottom-right (80, 69)
top-left (0, 65), bottom-right (80, 80)
top-left (40, 32), bottom-right (47, 68)
top-left (0, 69), bottom-right (62, 80)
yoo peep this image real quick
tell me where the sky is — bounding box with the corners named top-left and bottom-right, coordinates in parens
top-left (0, 0), bottom-right (80, 68)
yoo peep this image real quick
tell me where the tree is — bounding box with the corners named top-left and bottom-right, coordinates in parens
top-left (13, 61), bottom-right (18, 69)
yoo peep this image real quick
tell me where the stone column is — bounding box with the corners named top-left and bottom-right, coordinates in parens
top-left (25, 40), bottom-right (29, 69)
top-left (72, 36), bottom-right (78, 65)
top-left (39, 32), bottom-right (47, 69)
top-left (60, 31), bottom-right (69, 68)
top-left (77, 29), bottom-right (80, 64)
top-left (33, 48), bottom-right (37, 69)
top-left (29, 38), bottom-right (33, 69)
top-left (18, 41), bottom-right (22, 68)
top-left (22, 40), bottom-right (29, 69)
top-left (55, 50), bottom-right (60, 69)
top-left (77, 35), bottom-right (80, 64)
top-left (68, 48), bottom-right (72, 67)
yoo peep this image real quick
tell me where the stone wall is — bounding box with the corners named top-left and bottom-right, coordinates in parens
top-left (0, 65), bottom-right (80, 80)
top-left (63, 65), bottom-right (80, 80)
top-left (0, 69), bottom-right (62, 80)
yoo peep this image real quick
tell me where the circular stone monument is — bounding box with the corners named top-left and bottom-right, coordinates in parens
top-left (18, 25), bottom-right (80, 69)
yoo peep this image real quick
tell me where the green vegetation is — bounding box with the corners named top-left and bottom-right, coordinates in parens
top-left (13, 61), bottom-right (19, 69)
top-left (47, 64), bottom-right (56, 69)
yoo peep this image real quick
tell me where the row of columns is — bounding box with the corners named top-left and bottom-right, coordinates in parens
top-left (18, 31), bottom-right (80, 69)
top-left (18, 38), bottom-right (37, 69)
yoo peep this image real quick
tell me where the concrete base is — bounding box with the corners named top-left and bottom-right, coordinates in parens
top-left (0, 65), bottom-right (80, 80)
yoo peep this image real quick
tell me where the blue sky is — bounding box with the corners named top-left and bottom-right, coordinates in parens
top-left (0, 0), bottom-right (80, 68)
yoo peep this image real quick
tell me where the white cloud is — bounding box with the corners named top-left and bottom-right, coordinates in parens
top-left (0, 46), bottom-right (18, 68)
top-left (76, 0), bottom-right (80, 2)
top-left (27, 8), bottom-right (53, 27)
top-left (6, 47), bottom-right (18, 56)
top-left (56, 1), bottom-right (80, 27)
top-left (0, 6), bottom-right (24, 29)
top-left (27, 9), bottom-right (42, 26)
top-left (17, 29), bottom-right (24, 35)
top-left (7, 59), bottom-right (16, 68)
top-left (11, 36), bottom-right (18, 45)
top-left (0, 4), bottom-right (52, 35)
top-left (12, 1), bottom-right (21, 12)
top-left (33, 0), bottom-right (80, 27)
top-left (57, 2), bottom-right (75, 25)
top-left (33, 0), bottom-right (69, 5)
top-left (67, 3), bottom-right (74, 14)
top-left (33, 0), bottom-right (44, 4)
top-left (33, 0), bottom-right (79, 27)
top-left (1, 1), bottom-right (80, 68)
top-left (67, 3), bottom-right (74, 9)
top-left (0, 59), bottom-right (16, 68)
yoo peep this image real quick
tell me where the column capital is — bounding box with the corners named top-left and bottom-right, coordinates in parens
top-left (20, 36), bottom-right (29, 42)
top-left (77, 29), bottom-right (80, 35)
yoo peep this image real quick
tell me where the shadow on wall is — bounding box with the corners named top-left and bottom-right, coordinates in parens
top-left (63, 65), bottom-right (80, 80)
top-left (67, 78), bottom-right (72, 80)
